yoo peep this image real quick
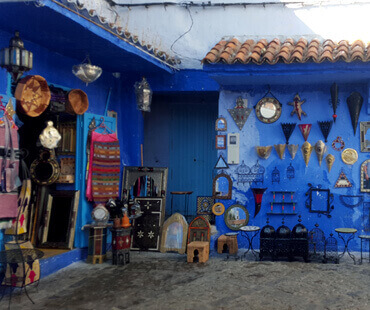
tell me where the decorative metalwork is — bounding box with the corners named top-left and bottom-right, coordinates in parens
top-left (236, 160), bottom-right (265, 185)
top-left (291, 215), bottom-right (309, 262)
top-left (326, 154), bottom-right (335, 172)
top-left (301, 141), bottom-right (313, 167)
top-left (330, 82), bottom-right (339, 123)
top-left (308, 223), bottom-right (325, 262)
top-left (341, 148), bottom-right (358, 165)
top-left (324, 233), bottom-right (339, 264)
top-left (314, 140), bottom-right (327, 166)
top-left (259, 218), bottom-right (275, 261)
top-left (275, 219), bottom-right (292, 260)
top-left (228, 97), bottom-right (252, 130)
top-left (268, 191), bottom-right (297, 215)
top-left (286, 163), bottom-right (295, 180)
top-left (251, 188), bottom-right (267, 218)
top-left (135, 77), bottom-right (153, 112)
top-left (318, 121), bottom-right (333, 143)
top-left (305, 183), bottom-right (334, 218)
top-left (339, 195), bottom-right (363, 208)
top-left (281, 123), bottom-right (296, 144)
top-left (360, 122), bottom-right (370, 152)
top-left (215, 117), bottom-right (227, 131)
top-left (332, 136), bottom-right (345, 151)
top-left (274, 144), bottom-right (286, 160)
top-left (287, 144), bottom-right (299, 160)
top-left (361, 159), bottom-right (370, 192)
top-left (335, 170), bottom-right (353, 188)
top-left (213, 172), bottom-right (233, 200)
top-left (346, 92), bottom-right (363, 135)
top-left (72, 55), bottom-right (102, 86)
top-left (271, 167), bottom-right (280, 184)
top-left (255, 97), bottom-right (282, 124)
top-left (256, 146), bottom-right (273, 159)
top-left (288, 93), bottom-right (306, 121)
top-left (298, 124), bottom-right (312, 141)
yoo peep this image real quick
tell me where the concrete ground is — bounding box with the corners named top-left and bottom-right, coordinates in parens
top-left (2, 251), bottom-right (370, 310)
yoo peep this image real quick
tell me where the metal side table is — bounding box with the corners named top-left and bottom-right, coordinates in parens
top-left (240, 226), bottom-right (260, 261)
top-left (359, 235), bottom-right (370, 264)
top-left (335, 228), bottom-right (357, 264)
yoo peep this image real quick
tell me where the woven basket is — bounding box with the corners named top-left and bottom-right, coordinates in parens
top-left (15, 75), bottom-right (51, 117)
top-left (66, 89), bottom-right (89, 115)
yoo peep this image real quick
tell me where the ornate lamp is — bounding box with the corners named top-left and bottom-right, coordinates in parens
top-left (251, 188), bottom-right (267, 218)
top-left (0, 31), bottom-right (33, 82)
top-left (134, 77), bottom-right (152, 112)
top-left (72, 55), bottom-right (102, 85)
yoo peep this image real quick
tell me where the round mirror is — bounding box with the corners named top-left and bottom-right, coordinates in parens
top-left (224, 204), bottom-right (249, 230)
top-left (255, 97), bottom-right (281, 124)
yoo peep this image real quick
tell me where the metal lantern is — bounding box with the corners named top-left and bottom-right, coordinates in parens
top-left (0, 31), bottom-right (33, 82)
top-left (134, 77), bottom-right (152, 112)
top-left (72, 55), bottom-right (102, 85)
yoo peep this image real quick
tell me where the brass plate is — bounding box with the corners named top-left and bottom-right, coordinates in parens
top-left (341, 148), bottom-right (358, 165)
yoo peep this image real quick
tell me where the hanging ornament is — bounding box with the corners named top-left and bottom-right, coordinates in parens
top-left (281, 123), bottom-right (296, 144)
top-left (288, 144), bottom-right (299, 160)
top-left (326, 154), bottom-right (335, 172)
top-left (332, 136), bottom-right (345, 151)
top-left (315, 140), bottom-right (327, 166)
top-left (334, 170), bottom-right (352, 188)
top-left (39, 121), bottom-right (62, 149)
top-left (318, 121), bottom-right (333, 143)
top-left (271, 167), bottom-right (280, 184)
top-left (301, 141), bottom-right (313, 167)
top-left (286, 163), bottom-right (295, 180)
top-left (288, 93), bottom-right (306, 120)
top-left (255, 146), bottom-right (273, 159)
top-left (298, 124), bottom-right (312, 141)
top-left (341, 148), bottom-right (358, 165)
top-left (346, 92), bottom-right (363, 135)
top-left (330, 83), bottom-right (339, 122)
top-left (274, 144), bottom-right (286, 160)
top-left (251, 188), bottom-right (267, 218)
top-left (228, 97), bottom-right (252, 130)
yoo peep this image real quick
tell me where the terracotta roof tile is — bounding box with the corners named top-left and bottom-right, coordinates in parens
top-left (203, 38), bottom-right (370, 65)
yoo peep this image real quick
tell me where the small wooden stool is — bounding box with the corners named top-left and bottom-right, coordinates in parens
top-left (187, 241), bottom-right (209, 263)
top-left (217, 234), bottom-right (238, 254)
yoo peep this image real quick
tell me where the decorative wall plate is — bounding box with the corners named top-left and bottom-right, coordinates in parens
top-left (228, 97), bottom-right (252, 130)
top-left (255, 97), bottom-right (282, 124)
top-left (332, 136), bottom-right (345, 151)
top-left (215, 117), bottom-right (227, 131)
top-left (341, 148), bottom-right (358, 165)
top-left (212, 202), bottom-right (225, 216)
top-left (288, 93), bottom-right (306, 120)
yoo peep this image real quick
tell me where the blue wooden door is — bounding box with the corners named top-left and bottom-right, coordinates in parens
top-left (74, 113), bottom-right (116, 248)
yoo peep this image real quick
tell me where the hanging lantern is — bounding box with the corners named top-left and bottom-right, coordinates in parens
top-left (72, 55), bottom-right (102, 85)
top-left (286, 163), bottom-right (295, 180)
top-left (134, 77), bottom-right (152, 112)
top-left (271, 167), bottom-right (280, 184)
top-left (0, 31), bottom-right (33, 82)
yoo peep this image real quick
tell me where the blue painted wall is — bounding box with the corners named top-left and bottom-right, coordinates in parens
top-left (214, 83), bottom-right (369, 252)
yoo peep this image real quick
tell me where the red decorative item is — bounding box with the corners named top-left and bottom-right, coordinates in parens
top-left (298, 124), bottom-right (312, 141)
top-left (251, 188), bottom-right (267, 218)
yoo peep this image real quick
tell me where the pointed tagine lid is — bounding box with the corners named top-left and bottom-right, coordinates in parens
top-left (326, 154), bottom-right (335, 172)
top-left (301, 141), bottom-right (313, 167)
top-left (121, 212), bottom-right (131, 228)
top-left (288, 144), bottom-right (299, 160)
top-left (274, 144), bottom-right (286, 160)
top-left (315, 140), bottom-right (327, 166)
top-left (346, 92), bottom-right (363, 135)
top-left (298, 124), bottom-right (312, 141)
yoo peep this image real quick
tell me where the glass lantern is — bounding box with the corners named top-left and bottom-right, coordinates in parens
top-left (134, 77), bottom-right (152, 112)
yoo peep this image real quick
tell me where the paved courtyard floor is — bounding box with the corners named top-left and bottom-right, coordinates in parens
top-left (2, 251), bottom-right (370, 310)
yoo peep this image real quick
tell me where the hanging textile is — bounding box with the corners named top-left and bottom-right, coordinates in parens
top-left (86, 130), bottom-right (120, 205)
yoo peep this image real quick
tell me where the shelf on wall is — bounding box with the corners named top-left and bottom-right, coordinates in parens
top-left (266, 212), bottom-right (297, 216)
top-left (271, 202), bottom-right (297, 204)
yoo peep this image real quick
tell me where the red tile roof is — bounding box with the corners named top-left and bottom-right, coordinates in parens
top-left (203, 38), bottom-right (370, 65)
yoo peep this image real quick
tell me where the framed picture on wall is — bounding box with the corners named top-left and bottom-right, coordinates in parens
top-left (216, 135), bottom-right (226, 149)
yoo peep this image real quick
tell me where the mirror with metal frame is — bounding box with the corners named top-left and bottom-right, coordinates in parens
top-left (360, 122), bottom-right (370, 152)
top-left (305, 184), bottom-right (334, 218)
top-left (212, 172), bottom-right (232, 200)
top-left (255, 97), bottom-right (282, 124)
top-left (215, 117), bottom-right (227, 131)
top-left (224, 204), bottom-right (249, 230)
top-left (361, 159), bottom-right (370, 192)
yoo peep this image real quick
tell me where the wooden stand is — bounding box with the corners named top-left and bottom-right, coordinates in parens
top-left (85, 225), bottom-right (108, 264)
top-left (187, 241), bottom-right (209, 263)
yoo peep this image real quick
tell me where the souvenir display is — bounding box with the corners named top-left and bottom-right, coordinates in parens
top-left (251, 188), bottom-right (267, 217)
top-left (212, 202), bottom-right (225, 216)
top-left (228, 97), bottom-right (252, 130)
top-left (255, 146), bottom-right (273, 159)
top-left (255, 97), bottom-right (282, 124)
top-left (314, 140), bottom-right (327, 166)
top-left (66, 89), bottom-right (89, 115)
top-left (224, 204), bottom-right (249, 230)
top-left (360, 159), bottom-right (370, 192)
top-left (215, 117), bottom-right (227, 131)
top-left (271, 167), bottom-right (280, 184)
top-left (215, 135), bottom-right (226, 149)
top-left (214, 154), bottom-right (229, 169)
top-left (332, 136), bottom-right (345, 151)
top-left (288, 93), bottom-right (306, 120)
top-left (30, 149), bottom-right (60, 185)
top-left (39, 121), bottom-right (61, 149)
top-left (301, 141), bottom-right (313, 167)
top-left (346, 92), bottom-right (363, 135)
top-left (326, 154), bottom-right (335, 172)
top-left (339, 195), bottom-right (363, 208)
top-left (268, 191), bottom-right (297, 215)
top-left (286, 163), bottom-right (295, 180)
top-left (281, 123), bottom-right (296, 144)
top-left (305, 184), bottom-right (334, 218)
top-left (341, 148), bottom-right (358, 165)
top-left (330, 83), bottom-right (339, 122)
top-left (287, 144), bottom-right (299, 160)
top-left (318, 121), bottom-right (333, 143)
top-left (187, 216), bottom-right (210, 243)
top-left (360, 122), bottom-right (370, 152)
top-left (160, 213), bottom-right (188, 255)
top-left (212, 172), bottom-right (232, 200)
top-left (15, 75), bottom-right (51, 117)
top-left (235, 160), bottom-right (265, 185)
top-left (298, 124), bottom-right (312, 141)
top-left (274, 144), bottom-right (286, 160)
top-left (335, 170), bottom-right (352, 188)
